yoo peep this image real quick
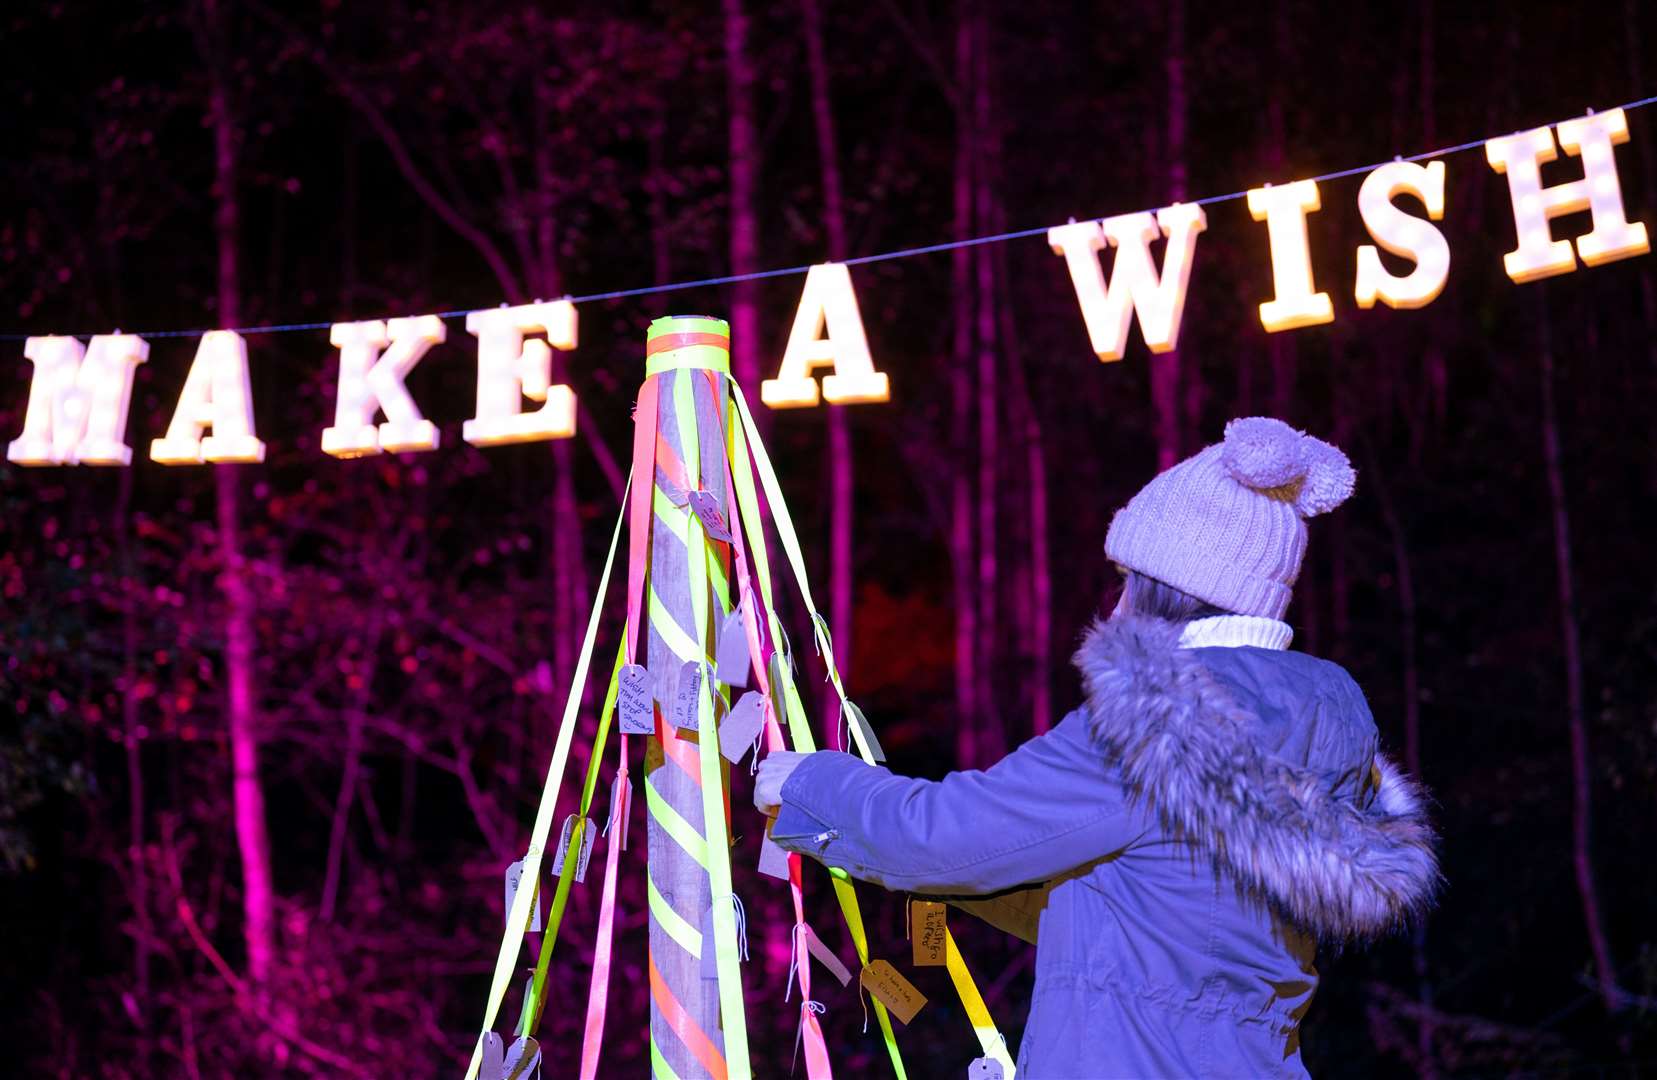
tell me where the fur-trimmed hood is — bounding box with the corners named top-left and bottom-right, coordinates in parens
top-left (1074, 614), bottom-right (1440, 942)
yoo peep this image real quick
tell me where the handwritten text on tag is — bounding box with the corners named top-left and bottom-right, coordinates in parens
top-left (671, 660), bottom-right (703, 730)
top-left (911, 900), bottom-right (947, 967)
top-left (687, 489), bottom-right (735, 542)
top-left (618, 663), bottom-right (654, 735)
top-left (860, 959), bottom-right (927, 1024)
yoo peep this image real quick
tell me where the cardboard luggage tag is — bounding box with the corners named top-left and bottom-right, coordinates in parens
top-left (798, 922), bottom-right (853, 987)
top-left (550, 815), bottom-right (595, 883)
top-left (967, 1057), bottom-right (1006, 1080)
top-left (504, 1034), bottom-right (541, 1080)
top-left (714, 606), bottom-right (751, 687)
top-left (671, 659), bottom-right (704, 731)
top-left (859, 959), bottom-right (926, 1025)
top-left (480, 1032), bottom-right (505, 1080)
top-left (843, 700), bottom-right (887, 763)
top-left (719, 692), bottom-right (767, 764)
top-left (504, 858), bottom-right (542, 932)
top-left (617, 663), bottom-right (654, 735)
top-left (910, 900), bottom-right (948, 967)
top-left (687, 489), bottom-right (735, 542)
top-left (758, 819), bottom-right (792, 881)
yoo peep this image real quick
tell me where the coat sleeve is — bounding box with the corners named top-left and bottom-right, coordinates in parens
top-left (768, 710), bottom-right (1153, 894)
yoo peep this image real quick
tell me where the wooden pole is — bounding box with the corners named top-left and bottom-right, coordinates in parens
top-left (644, 317), bottom-right (735, 1077)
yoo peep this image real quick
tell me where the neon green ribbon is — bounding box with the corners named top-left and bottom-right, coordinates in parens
top-left (463, 477), bottom-right (630, 1080)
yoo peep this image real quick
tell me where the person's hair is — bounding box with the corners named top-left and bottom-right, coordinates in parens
top-left (1116, 568), bottom-right (1229, 623)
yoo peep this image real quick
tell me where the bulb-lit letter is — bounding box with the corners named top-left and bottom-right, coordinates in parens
top-left (322, 316), bottom-right (444, 458)
top-left (463, 301), bottom-right (577, 446)
top-left (150, 331), bottom-right (265, 463)
top-left (762, 263), bottom-right (889, 408)
top-left (1485, 108), bottom-right (1650, 283)
top-left (1354, 160), bottom-right (1449, 310)
top-left (7, 334), bottom-right (147, 466)
top-left (1247, 180), bottom-right (1334, 332)
top-left (1048, 203), bottom-right (1207, 361)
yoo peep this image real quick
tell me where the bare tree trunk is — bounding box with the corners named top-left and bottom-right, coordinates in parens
top-left (1622, 0), bottom-right (1657, 374)
top-left (1368, 433), bottom-right (1435, 1075)
top-left (1153, 0), bottom-right (1188, 471)
top-left (971, 3), bottom-right (1005, 762)
top-left (116, 463), bottom-right (154, 1061)
top-left (205, 0), bottom-right (276, 986)
top-left (1537, 296), bottom-right (1624, 1013)
top-left (995, 230), bottom-right (1051, 734)
top-left (1418, 0), bottom-right (1448, 428)
top-left (724, 0), bottom-right (764, 421)
top-left (950, 9), bottom-right (980, 766)
top-left (800, 0), bottom-right (857, 728)
top-left (1266, 0), bottom-right (1297, 430)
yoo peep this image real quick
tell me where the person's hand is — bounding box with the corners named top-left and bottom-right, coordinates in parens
top-left (754, 751), bottom-right (809, 815)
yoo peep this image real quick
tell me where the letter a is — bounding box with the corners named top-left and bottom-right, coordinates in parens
top-left (150, 331), bottom-right (265, 464)
top-left (762, 263), bottom-right (890, 408)
top-left (7, 334), bottom-right (148, 466)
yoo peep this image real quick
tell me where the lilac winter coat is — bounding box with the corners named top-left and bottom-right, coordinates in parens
top-left (770, 615), bottom-right (1439, 1078)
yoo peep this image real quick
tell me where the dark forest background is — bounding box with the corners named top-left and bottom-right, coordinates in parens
top-left (4, 0), bottom-right (1657, 1076)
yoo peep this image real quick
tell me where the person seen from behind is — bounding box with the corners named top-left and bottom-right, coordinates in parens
top-left (754, 416), bottom-right (1440, 1078)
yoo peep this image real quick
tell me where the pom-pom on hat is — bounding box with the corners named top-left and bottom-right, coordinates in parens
top-left (1105, 417), bottom-right (1356, 620)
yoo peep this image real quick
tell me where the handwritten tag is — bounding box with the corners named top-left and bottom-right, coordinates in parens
top-left (719, 692), bottom-right (767, 763)
top-left (504, 858), bottom-right (542, 932)
top-left (671, 660), bottom-right (703, 731)
top-left (758, 829), bottom-right (792, 881)
top-left (967, 1057), bottom-right (1006, 1080)
top-left (715, 607), bottom-right (751, 687)
top-left (550, 815), bottom-right (595, 883)
top-left (799, 922), bottom-right (853, 987)
top-left (859, 959), bottom-right (926, 1025)
top-left (911, 900), bottom-right (947, 967)
top-left (618, 663), bottom-right (653, 735)
top-left (843, 700), bottom-right (887, 763)
top-left (504, 1034), bottom-right (542, 1080)
top-left (687, 489), bottom-right (734, 542)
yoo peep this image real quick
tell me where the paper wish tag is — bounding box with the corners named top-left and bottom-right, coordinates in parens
top-left (480, 1032), bottom-right (505, 1080)
top-left (687, 489), bottom-right (735, 542)
top-left (714, 607), bottom-right (751, 687)
top-left (617, 663), bottom-right (654, 735)
top-left (911, 900), bottom-right (948, 967)
top-left (843, 700), bottom-right (887, 763)
top-left (719, 692), bottom-right (767, 763)
top-left (671, 659), bottom-right (704, 730)
top-left (504, 858), bottom-right (542, 932)
top-left (798, 922), bottom-right (853, 987)
top-left (859, 959), bottom-right (926, 1025)
top-left (550, 815), bottom-right (595, 883)
top-left (758, 829), bottom-right (792, 880)
top-left (503, 1034), bottom-right (541, 1080)
top-left (967, 1057), bottom-right (1006, 1080)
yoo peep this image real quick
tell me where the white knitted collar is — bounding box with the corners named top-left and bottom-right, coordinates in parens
top-left (1178, 614), bottom-right (1294, 651)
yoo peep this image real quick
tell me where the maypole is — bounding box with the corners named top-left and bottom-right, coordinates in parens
top-left (638, 316), bottom-right (747, 1077)
top-left (463, 313), bottom-right (1009, 1080)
